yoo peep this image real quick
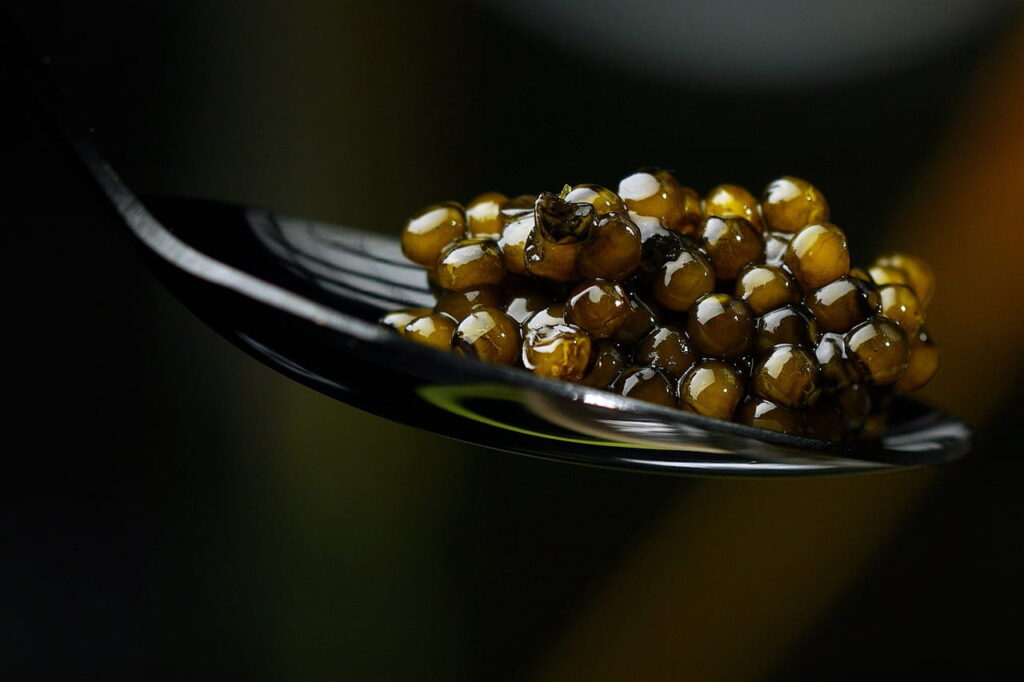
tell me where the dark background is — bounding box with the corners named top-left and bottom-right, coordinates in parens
top-left (3, 2), bottom-right (1023, 680)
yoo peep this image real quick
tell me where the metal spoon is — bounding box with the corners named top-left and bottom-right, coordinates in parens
top-left (12, 41), bottom-right (970, 476)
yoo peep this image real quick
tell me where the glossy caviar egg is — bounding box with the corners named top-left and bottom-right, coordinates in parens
top-left (497, 213), bottom-right (534, 276)
top-left (524, 232), bottom-right (582, 282)
top-left (678, 360), bottom-right (745, 420)
top-left (380, 307), bottom-right (431, 334)
top-left (618, 169), bottom-right (702, 234)
top-left (763, 231), bottom-right (793, 267)
top-left (876, 283), bottom-right (924, 335)
top-left (613, 294), bottom-right (660, 345)
top-left (784, 222), bottom-right (850, 289)
top-left (582, 340), bottom-right (626, 389)
top-left (503, 288), bottom-right (553, 324)
top-left (568, 280), bottom-right (632, 339)
top-left (435, 287), bottom-right (503, 322)
top-left (577, 212), bottom-right (643, 281)
top-left (635, 327), bottom-right (698, 378)
top-left (464, 192), bottom-right (508, 239)
top-left (403, 313), bottom-right (457, 351)
top-left (522, 323), bottom-right (593, 381)
top-left (687, 293), bottom-right (755, 358)
top-left (760, 176), bottom-right (830, 233)
top-left (435, 239), bottom-right (505, 291)
top-left (805, 276), bottom-right (879, 333)
top-left (875, 253), bottom-right (935, 307)
top-left (652, 247), bottom-right (714, 312)
top-left (894, 329), bottom-right (939, 392)
top-left (401, 201), bottom-right (466, 267)
top-left (524, 193), bottom-right (592, 282)
top-left (755, 305), bottom-right (820, 355)
top-left (523, 303), bottom-right (568, 334)
top-left (453, 306), bottom-right (521, 365)
top-left (753, 344), bottom-right (820, 409)
top-left (699, 216), bottom-right (765, 280)
top-left (865, 264), bottom-right (909, 287)
top-left (633, 221), bottom-right (685, 284)
top-left (563, 184), bottom-right (628, 215)
top-left (844, 316), bottom-right (911, 385)
top-left (616, 365), bottom-right (678, 408)
top-left (735, 264), bottom-right (800, 315)
top-left (704, 183), bottom-right (765, 231)
top-left (815, 331), bottom-right (856, 389)
top-left (736, 397), bottom-right (804, 435)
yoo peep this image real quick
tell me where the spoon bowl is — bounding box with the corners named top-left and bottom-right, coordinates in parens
top-left (12, 38), bottom-right (970, 476)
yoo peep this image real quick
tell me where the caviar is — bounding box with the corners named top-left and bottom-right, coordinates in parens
top-left (385, 173), bottom-right (940, 442)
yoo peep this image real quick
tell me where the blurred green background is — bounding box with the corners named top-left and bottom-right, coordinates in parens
top-left (4, 1), bottom-right (1023, 680)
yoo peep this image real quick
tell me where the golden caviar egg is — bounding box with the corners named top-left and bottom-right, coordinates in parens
top-left (652, 247), bottom-right (714, 312)
top-left (583, 340), bottom-right (626, 389)
top-left (815, 331), bottom-right (856, 389)
top-left (845, 316), bottom-right (911, 386)
top-left (613, 294), bottom-right (660, 345)
top-left (763, 231), bottom-right (793, 267)
top-left (568, 280), bottom-right (632, 339)
top-left (876, 283), bottom-right (924, 335)
top-left (678, 360), bottom-right (745, 420)
top-left (866, 264), bottom-right (909, 287)
top-left (704, 183), bottom-right (764, 232)
top-left (894, 329), bottom-right (939, 392)
top-left (454, 306), bottom-right (521, 365)
top-left (380, 307), bottom-right (431, 334)
top-left (875, 253), bottom-right (935, 307)
top-left (435, 239), bottom-right (505, 291)
top-left (618, 169), bottom-right (701, 234)
top-left (497, 213), bottom-right (534, 276)
top-left (403, 313), bottom-right (457, 351)
top-left (524, 195), bottom-right (590, 282)
top-left (577, 212), bottom-right (642, 281)
top-left (617, 365), bottom-right (678, 408)
top-left (700, 216), bottom-right (765, 280)
top-left (736, 397), bottom-right (804, 435)
top-left (504, 288), bottom-right (553, 324)
top-left (753, 344), bottom-right (820, 409)
top-left (805, 276), bottom-right (879, 333)
top-left (755, 305), bottom-right (820, 355)
top-left (563, 184), bottom-right (627, 215)
top-left (635, 327), bottom-right (698, 378)
top-left (761, 176), bottom-right (830, 233)
top-left (435, 287), bottom-right (503, 322)
top-left (401, 201), bottom-right (466, 267)
top-left (735, 264), bottom-right (800, 315)
top-left (784, 222), bottom-right (850, 289)
top-left (523, 303), bottom-right (567, 334)
top-left (524, 232), bottom-right (582, 282)
top-left (522, 323), bottom-right (593, 381)
top-left (465, 192), bottom-right (508, 239)
top-left (687, 293), bottom-right (755, 358)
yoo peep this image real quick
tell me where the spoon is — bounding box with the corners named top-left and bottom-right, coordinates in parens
top-left (11, 40), bottom-right (970, 476)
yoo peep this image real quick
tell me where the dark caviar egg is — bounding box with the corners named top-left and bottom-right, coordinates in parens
top-left (687, 293), bottom-right (755, 358)
top-left (845, 316), bottom-right (911, 386)
top-left (635, 327), bottom-right (698, 378)
top-left (522, 324), bottom-right (593, 381)
top-left (755, 305), bottom-right (820, 355)
top-left (436, 239), bottom-right (505, 291)
top-left (582, 340), bottom-right (627, 389)
top-left (752, 344), bottom-right (820, 409)
top-left (700, 216), bottom-right (765, 280)
top-left (618, 169), bottom-right (702, 234)
top-left (404, 313), bottom-right (457, 351)
top-left (617, 365), bottom-right (678, 407)
top-left (568, 280), bottom-right (632, 339)
top-left (785, 222), bottom-right (850, 290)
top-left (577, 212), bottom-right (643, 281)
top-left (454, 306), bottom-right (521, 365)
top-left (435, 287), bottom-right (503, 322)
top-left (736, 397), bottom-right (804, 435)
top-left (805, 276), bottom-right (878, 334)
top-left (652, 246), bottom-right (714, 312)
top-left (678, 360), bottom-right (745, 420)
top-left (735, 264), bottom-right (800, 315)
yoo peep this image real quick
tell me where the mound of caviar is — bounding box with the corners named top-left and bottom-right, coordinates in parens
top-left (384, 172), bottom-right (940, 442)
